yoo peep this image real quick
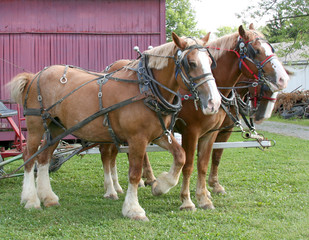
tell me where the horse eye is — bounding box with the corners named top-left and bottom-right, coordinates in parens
top-left (256, 49), bottom-right (260, 55)
top-left (189, 61), bottom-right (197, 69)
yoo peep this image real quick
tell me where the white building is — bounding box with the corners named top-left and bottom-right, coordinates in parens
top-left (273, 43), bottom-right (309, 92)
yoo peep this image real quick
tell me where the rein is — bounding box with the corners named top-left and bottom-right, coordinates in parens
top-left (206, 34), bottom-right (278, 111)
top-left (0, 92), bottom-right (148, 179)
top-left (182, 36), bottom-right (279, 141)
top-left (207, 36), bottom-right (276, 81)
top-left (174, 46), bottom-right (216, 107)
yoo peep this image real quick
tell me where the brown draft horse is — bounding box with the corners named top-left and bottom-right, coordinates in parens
top-left (9, 33), bottom-right (222, 221)
top-left (100, 24), bottom-right (290, 210)
top-left (150, 24), bottom-right (289, 210)
top-left (207, 68), bottom-right (293, 196)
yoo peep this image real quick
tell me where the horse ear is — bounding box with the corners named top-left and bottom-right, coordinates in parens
top-left (285, 68), bottom-right (294, 76)
top-left (201, 32), bottom-right (211, 45)
top-left (249, 23), bottom-right (255, 30)
top-left (238, 25), bottom-right (248, 40)
top-left (172, 32), bottom-right (187, 50)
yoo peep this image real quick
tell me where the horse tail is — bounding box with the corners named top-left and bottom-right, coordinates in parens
top-left (8, 72), bottom-right (34, 104)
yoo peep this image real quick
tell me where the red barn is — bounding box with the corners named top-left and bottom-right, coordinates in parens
top-left (0, 0), bottom-right (166, 143)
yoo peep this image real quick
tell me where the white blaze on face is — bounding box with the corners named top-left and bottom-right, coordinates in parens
top-left (261, 42), bottom-right (290, 90)
top-left (263, 92), bottom-right (278, 119)
top-left (198, 51), bottom-right (221, 113)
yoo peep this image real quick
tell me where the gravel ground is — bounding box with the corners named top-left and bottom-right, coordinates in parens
top-left (255, 121), bottom-right (309, 140)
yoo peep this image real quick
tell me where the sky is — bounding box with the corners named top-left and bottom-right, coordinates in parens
top-left (190, 0), bottom-right (265, 37)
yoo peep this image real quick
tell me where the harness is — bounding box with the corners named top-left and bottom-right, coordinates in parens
top-left (185, 34), bottom-right (278, 142)
top-left (133, 44), bottom-right (216, 143)
top-left (7, 43), bottom-right (215, 176)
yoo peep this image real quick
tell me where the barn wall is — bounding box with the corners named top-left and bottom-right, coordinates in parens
top-left (0, 0), bottom-right (166, 141)
top-left (0, 0), bottom-right (166, 100)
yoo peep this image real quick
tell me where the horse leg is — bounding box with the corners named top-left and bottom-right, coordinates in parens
top-left (36, 139), bottom-right (60, 207)
top-left (142, 153), bottom-right (156, 186)
top-left (21, 132), bottom-right (43, 209)
top-left (99, 144), bottom-right (120, 200)
top-left (122, 138), bottom-right (148, 221)
top-left (208, 130), bottom-right (232, 194)
top-left (110, 150), bottom-right (124, 194)
top-left (179, 131), bottom-right (199, 211)
top-left (131, 153), bottom-right (145, 188)
top-left (195, 133), bottom-right (218, 209)
top-left (151, 135), bottom-right (185, 196)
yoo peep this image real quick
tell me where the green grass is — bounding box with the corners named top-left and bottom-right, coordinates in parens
top-left (0, 132), bottom-right (308, 239)
top-left (268, 115), bottom-right (309, 127)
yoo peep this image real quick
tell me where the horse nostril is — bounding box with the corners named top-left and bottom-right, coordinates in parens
top-left (278, 77), bottom-right (287, 89)
top-left (208, 99), bottom-right (215, 111)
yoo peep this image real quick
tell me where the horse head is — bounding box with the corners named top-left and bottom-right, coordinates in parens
top-left (171, 32), bottom-right (221, 115)
top-left (237, 24), bottom-right (290, 92)
top-left (243, 68), bottom-right (293, 123)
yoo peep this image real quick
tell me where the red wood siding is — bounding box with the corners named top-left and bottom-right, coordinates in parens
top-left (0, 0), bottom-right (166, 142)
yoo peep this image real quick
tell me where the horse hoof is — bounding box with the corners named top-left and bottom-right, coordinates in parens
top-left (180, 206), bottom-right (196, 211)
top-left (132, 215), bottom-right (149, 222)
top-left (216, 190), bottom-right (226, 195)
top-left (211, 184), bottom-right (226, 195)
top-left (24, 203), bottom-right (42, 210)
top-left (44, 201), bottom-right (60, 208)
top-left (138, 179), bottom-right (145, 188)
top-left (144, 179), bottom-right (156, 187)
top-left (104, 194), bottom-right (119, 200)
top-left (151, 181), bottom-right (162, 196)
top-left (116, 189), bottom-right (124, 194)
top-left (200, 204), bottom-right (215, 210)
top-left (214, 189), bottom-right (226, 195)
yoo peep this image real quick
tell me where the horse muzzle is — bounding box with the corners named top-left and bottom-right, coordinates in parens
top-left (197, 79), bottom-right (221, 115)
top-left (199, 93), bottom-right (221, 115)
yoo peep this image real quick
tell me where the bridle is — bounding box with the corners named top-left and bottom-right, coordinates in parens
top-left (206, 33), bottom-right (279, 112)
top-left (237, 79), bottom-right (277, 112)
top-left (134, 43), bottom-right (217, 143)
top-left (175, 45), bottom-right (216, 100)
top-left (207, 33), bottom-right (277, 89)
top-left (235, 36), bottom-right (278, 111)
top-left (236, 36), bottom-right (276, 81)
top-left (144, 43), bottom-right (217, 106)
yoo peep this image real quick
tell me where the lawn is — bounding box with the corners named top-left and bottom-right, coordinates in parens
top-left (0, 131), bottom-right (308, 239)
top-left (268, 115), bottom-right (309, 127)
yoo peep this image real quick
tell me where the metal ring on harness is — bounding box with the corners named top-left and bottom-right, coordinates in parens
top-left (183, 95), bottom-right (190, 100)
top-left (60, 76), bottom-right (68, 84)
top-left (252, 82), bottom-right (258, 87)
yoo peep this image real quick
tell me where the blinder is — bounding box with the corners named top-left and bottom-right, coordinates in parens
top-left (247, 43), bottom-right (257, 59)
top-left (180, 47), bottom-right (217, 74)
top-left (174, 44), bottom-right (216, 106)
top-left (238, 38), bottom-right (275, 61)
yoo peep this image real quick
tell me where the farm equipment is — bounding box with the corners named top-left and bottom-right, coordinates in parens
top-left (0, 101), bottom-right (81, 178)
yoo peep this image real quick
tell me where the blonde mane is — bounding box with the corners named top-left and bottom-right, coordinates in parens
top-left (208, 28), bottom-right (266, 60)
top-left (207, 32), bottom-right (239, 60)
top-left (144, 37), bottom-right (205, 70)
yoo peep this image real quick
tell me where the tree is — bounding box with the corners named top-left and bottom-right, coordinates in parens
top-left (166, 0), bottom-right (206, 41)
top-left (215, 26), bottom-right (238, 38)
top-left (237, 0), bottom-right (309, 58)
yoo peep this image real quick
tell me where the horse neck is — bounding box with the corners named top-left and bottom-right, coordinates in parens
top-left (151, 59), bottom-right (178, 102)
top-left (213, 51), bottom-right (242, 97)
top-left (210, 34), bottom-right (242, 97)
